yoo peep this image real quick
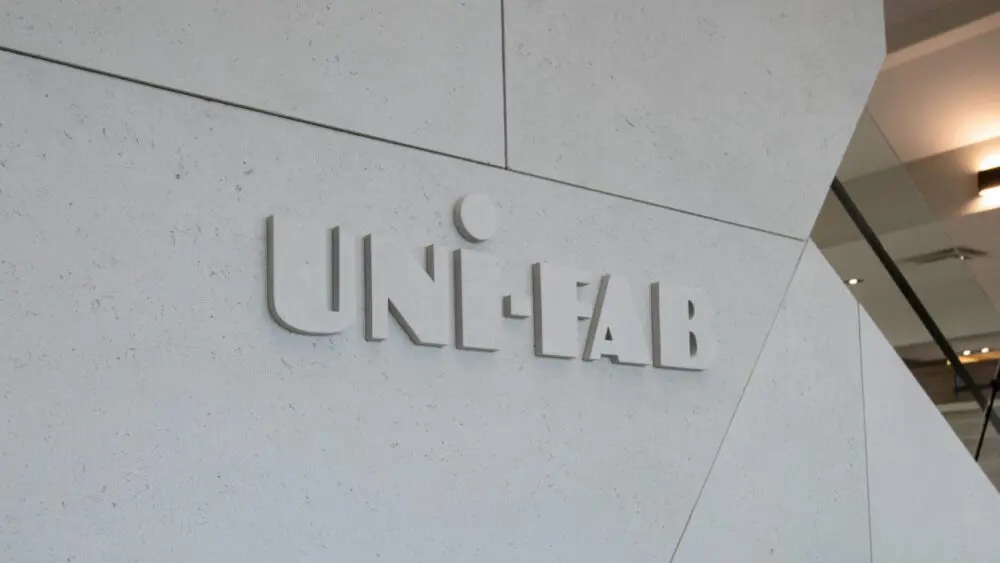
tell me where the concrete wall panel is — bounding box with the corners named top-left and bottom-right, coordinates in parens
top-left (0, 53), bottom-right (802, 562)
top-left (505, 0), bottom-right (885, 237)
top-left (673, 243), bottom-right (870, 563)
top-left (0, 0), bottom-right (504, 164)
top-left (862, 309), bottom-right (1000, 563)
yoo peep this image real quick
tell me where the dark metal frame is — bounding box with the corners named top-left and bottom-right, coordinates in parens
top-left (830, 178), bottom-right (1000, 458)
top-left (979, 166), bottom-right (1000, 194)
top-left (975, 363), bottom-right (1000, 459)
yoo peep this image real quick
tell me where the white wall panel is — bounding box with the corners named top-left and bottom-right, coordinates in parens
top-left (0, 0), bottom-right (504, 164)
top-left (0, 53), bottom-right (801, 562)
top-left (673, 243), bottom-right (870, 563)
top-left (862, 309), bottom-right (1000, 563)
top-left (504, 0), bottom-right (885, 238)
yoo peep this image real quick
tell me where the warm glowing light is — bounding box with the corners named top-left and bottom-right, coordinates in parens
top-left (963, 349), bottom-right (972, 356)
top-left (983, 347), bottom-right (991, 354)
top-left (846, 278), bottom-right (862, 286)
top-left (967, 187), bottom-right (1000, 214)
top-left (979, 185), bottom-right (1000, 199)
top-left (980, 154), bottom-right (1000, 171)
top-left (963, 162), bottom-right (1000, 213)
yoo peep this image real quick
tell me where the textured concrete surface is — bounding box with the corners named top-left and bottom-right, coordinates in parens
top-left (0, 52), bottom-right (801, 562)
top-left (0, 1), bottom-right (975, 561)
top-left (505, 0), bottom-right (885, 237)
top-left (862, 309), bottom-right (1000, 563)
top-left (673, 242), bottom-right (870, 563)
top-left (0, 0), bottom-right (504, 164)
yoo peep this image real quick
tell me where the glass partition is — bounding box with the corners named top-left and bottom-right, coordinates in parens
top-left (813, 109), bottom-right (1000, 489)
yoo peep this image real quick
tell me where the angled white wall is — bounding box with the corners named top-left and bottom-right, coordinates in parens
top-left (0, 0), bottom-right (915, 561)
top-left (0, 52), bottom-right (802, 561)
top-left (672, 242), bottom-right (871, 563)
top-left (0, 0), bottom-right (885, 235)
top-left (0, 0), bottom-right (504, 164)
top-left (862, 310), bottom-right (1000, 563)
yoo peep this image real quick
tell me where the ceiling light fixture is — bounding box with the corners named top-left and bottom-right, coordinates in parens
top-left (963, 349), bottom-right (972, 356)
top-left (983, 347), bottom-right (991, 354)
top-left (846, 278), bottom-right (862, 286)
top-left (978, 166), bottom-right (1000, 197)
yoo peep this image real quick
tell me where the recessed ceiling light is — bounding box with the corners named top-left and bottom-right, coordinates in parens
top-left (963, 349), bottom-right (972, 356)
top-left (983, 347), bottom-right (991, 354)
top-left (846, 278), bottom-right (862, 286)
top-left (978, 167), bottom-right (1000, 197)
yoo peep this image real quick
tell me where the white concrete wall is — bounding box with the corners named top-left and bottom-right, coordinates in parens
top-left (862, 310), bottom-right (1000, 563)
top-left (672, 243), bottom-right (871, 562)
top-left (3, 1), bottom-right (989, 562)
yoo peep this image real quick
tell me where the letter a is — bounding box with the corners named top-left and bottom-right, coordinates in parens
top-left (584, 274), bottom-right (650, 365)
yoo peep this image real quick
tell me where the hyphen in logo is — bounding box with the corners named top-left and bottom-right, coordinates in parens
top-left (267, 195), bottom-right (717, 370)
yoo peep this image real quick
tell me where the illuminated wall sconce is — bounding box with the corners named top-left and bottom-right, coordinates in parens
top-left (978, 166), bottom-right (1000, 197)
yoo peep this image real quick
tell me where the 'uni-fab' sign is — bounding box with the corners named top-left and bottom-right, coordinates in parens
top-left (267, 195), bottom-right (717, 370)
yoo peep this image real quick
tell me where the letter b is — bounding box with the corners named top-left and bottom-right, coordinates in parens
top-left (651, 283), bottom-right (717, 371)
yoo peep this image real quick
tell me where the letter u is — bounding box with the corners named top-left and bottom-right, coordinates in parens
top-left (267, 215), bottom-right (357, 335)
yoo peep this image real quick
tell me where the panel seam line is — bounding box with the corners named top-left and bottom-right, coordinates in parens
top-left (858, 302), bottom-right (876, 563)
top-left (0, 44), bottom-right (803, 242)
top-left (666, 239), bottom-right (810, 563)
top-left (500, 0), bottom-right (510, 169)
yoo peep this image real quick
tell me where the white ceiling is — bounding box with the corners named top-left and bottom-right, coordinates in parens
top-left (884, 0), bottom-right (1000, 50)
top-left (821, 219), bottom-right (1000, 348)
top-left (835, 112), bottom-right (904, 182)
top-left (813, 1), bottom-right (1000, 358)
top-left (869, 22), bottom-right (1000, 163)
